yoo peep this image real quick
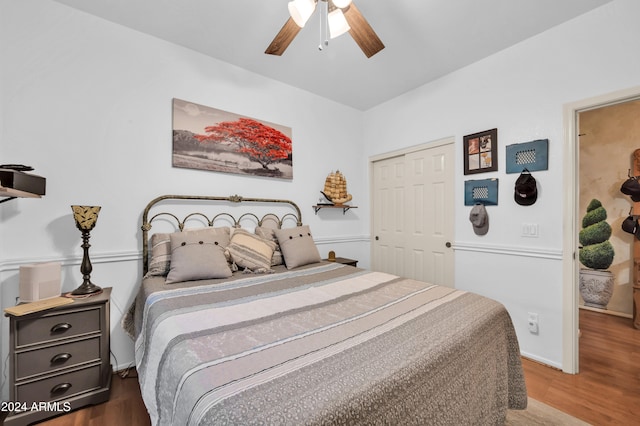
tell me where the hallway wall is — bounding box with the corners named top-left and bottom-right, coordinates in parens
top-left (579, 99), bottom-right (640, 316)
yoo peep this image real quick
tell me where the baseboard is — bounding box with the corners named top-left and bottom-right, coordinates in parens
top-left (520, 352), bottom-right (562, 370)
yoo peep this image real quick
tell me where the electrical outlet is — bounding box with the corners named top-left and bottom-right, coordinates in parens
top-left (528, 312), bottom-right (539, 334)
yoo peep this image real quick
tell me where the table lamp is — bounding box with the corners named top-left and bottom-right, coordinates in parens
top-left (70, 205), bottom-right (102, 296)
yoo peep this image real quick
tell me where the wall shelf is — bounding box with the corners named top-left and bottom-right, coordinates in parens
top-left (0, 185), bottom-right (42, 204)
top-left (313, 204), bottom-right (358, 215)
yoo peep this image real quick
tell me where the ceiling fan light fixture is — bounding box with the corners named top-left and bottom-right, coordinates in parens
top-left (328, 8), bottom-right (350, 39)
top-left (288, 0), bottom-right (317, 28)
top-left (267, 0), bottom-right (383, 57)
top-left (332, 0), bottom-right (352, 8)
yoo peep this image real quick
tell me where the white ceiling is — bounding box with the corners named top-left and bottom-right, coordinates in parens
top-left (53, 0), bottom-right (612, 110)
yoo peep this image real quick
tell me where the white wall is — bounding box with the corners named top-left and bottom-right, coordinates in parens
top-left (3, 0), bottom-right (640, 398)
top-left (0, 0), bottom-right (368, 399)
top-left (363, 0), bottom-right (640, 368)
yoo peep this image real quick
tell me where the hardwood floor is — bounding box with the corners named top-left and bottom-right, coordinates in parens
top-left (36, 309), bottom-right (639, 425)
top-left (38, 371), bottom-right (150, 426)
top-left (523, 309), bottom-right (640, 425)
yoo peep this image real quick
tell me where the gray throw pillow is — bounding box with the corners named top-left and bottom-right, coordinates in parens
top-left (275, 225), bottom-right (321, 269)
top-left (146, 232), bottom-right (172, 277)
top-left (166, 228), bottom-right (232, 284)
top-left (146, 227), bottom-right (230, 278)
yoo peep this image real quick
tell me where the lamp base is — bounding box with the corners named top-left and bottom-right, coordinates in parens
top-left (71, 281), bottom-right (103, 296)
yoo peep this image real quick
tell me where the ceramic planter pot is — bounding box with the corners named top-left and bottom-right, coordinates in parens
top-left (579, 269), bottom-right (614, 309)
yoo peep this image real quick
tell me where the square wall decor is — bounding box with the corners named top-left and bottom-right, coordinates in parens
top-left (506, 139), bottom-right (549, 173)
top-left (172, 98), bottom-right (293, 180)
top-left (463, 128), bottom-right (498, 175)
top-left (464, 178), bottom-right (499, 206)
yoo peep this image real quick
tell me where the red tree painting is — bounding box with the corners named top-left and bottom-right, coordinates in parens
top-left (196, 118), bottom-right (292, 171)
top-left (172, 99), bottom-right (293, 179)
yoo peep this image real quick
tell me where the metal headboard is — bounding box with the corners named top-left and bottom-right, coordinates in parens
top-left (141, 194), bottom-right (302, 274)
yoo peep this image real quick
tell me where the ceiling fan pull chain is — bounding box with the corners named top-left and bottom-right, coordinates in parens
top-left (318, 0), bottom-right (329, 51)
top-left (324, 1), bottom-right (329, 48)
top-left (318, 0), bottom-right (323, 50)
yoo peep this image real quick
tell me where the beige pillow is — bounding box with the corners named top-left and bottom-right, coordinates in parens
top-left (275, 225), bottom-right (321, 269)
top-left (146, 227), bottom-right (230, 278)
top-left (165, 228), bottom-right (232, 284)
top-left (146, 232), bottom-right (172, 277)
top-left (254, 226), bottom-right (284, 266)
top-left (228, 228), bottom-right (276, 271)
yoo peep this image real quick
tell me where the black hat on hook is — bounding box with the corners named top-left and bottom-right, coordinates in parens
top-left (622, 214), bottom-right (638, 234)
top-left (621, 175), bottom-right (640, 202)
top-left (514, 169), bottom-right (537, 206)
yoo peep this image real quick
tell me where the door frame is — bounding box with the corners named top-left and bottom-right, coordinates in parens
top-left (369, 136), bottom-right (455, 278)
top-left (562, 86), bottom-right (640, 374)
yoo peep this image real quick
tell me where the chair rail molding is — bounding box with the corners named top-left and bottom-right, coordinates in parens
top-left (0, 250), bottom-right (142, 273)
top-left (453, 241), bottom-right (563, 260)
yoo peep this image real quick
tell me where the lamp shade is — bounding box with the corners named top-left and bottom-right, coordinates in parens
top-left (328, 8), bottom-right (350, 39)
top-left (71, 205), bottom-right (101, 231)
top-left (288, 0), bottom-right (316, 28)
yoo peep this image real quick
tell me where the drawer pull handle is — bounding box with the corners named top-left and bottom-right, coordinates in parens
top-left (50, 353), bottom-right (72, 364)
top-left (50, 323), bottom-right (72, 333)
top-left (50, 382), bottom-right (72, 394)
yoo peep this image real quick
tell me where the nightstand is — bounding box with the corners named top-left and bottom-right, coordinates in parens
top-left (4, 288), bottom-right (112, 426)
top-left (325, 257), bottom-right (358, 267)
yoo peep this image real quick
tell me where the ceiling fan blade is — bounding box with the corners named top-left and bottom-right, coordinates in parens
top-left (265, 17), bottom-right (301, 56)
top-left (343, 3), bottom-right (385, 58)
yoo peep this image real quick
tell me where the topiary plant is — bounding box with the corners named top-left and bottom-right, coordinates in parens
top-left (579, 199), bottom-right (615, 270)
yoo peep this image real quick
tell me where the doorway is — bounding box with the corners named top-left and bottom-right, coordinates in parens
top-left (579, 100), bottom-right (640, 316)
top-left (563, 86), bottom-right (640, 374)
top-left (369, 138), bottom-right (455, 287)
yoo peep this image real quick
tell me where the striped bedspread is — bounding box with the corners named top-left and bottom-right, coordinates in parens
top-left (133, 262), bottom-right (527, 425)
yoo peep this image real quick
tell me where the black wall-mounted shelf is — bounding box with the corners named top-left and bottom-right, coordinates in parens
top-left (313, 205), bottom-right (358, 215)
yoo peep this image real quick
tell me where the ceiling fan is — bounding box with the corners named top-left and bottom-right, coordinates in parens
top-left (265, 0), bottom-right (385, 58)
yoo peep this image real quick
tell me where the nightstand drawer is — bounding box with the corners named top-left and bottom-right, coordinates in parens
top-left (16, 336), bottom-right (101, 379)
top-left (16, 364), bottom-right (102, 405)
top-left (16, 307), bottom-right (101, 347)
top-left (5, 288), bottom-right (111, 425)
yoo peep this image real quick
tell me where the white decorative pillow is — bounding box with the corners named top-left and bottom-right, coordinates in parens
top-left (228, 228), bottom-right (276, 272)
top-left (254, 226), bottom-right (284, 266)
top-left (146, 227), bottom-right (230, 278)
top-left (275, 225), bottom-right (321, 269)
top-left (165, 228), bottom-right (232, 284)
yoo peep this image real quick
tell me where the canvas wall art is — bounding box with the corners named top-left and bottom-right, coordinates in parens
top-left (172, 98), bottom-right (293, 179)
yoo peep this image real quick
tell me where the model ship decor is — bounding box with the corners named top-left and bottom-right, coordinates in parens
top-left (321, 170), bottom-right (353, 205)
top-left (314, 170), bottom-right (357, 214)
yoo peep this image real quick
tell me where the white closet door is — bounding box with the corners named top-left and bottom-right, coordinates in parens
top-left (372, 142), bottom-right (454, 287)
top-left (372, 155), bottom-right (407, 277)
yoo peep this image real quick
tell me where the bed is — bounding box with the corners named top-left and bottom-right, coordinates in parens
top-left (124, 194), bottom-right (527, 425)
